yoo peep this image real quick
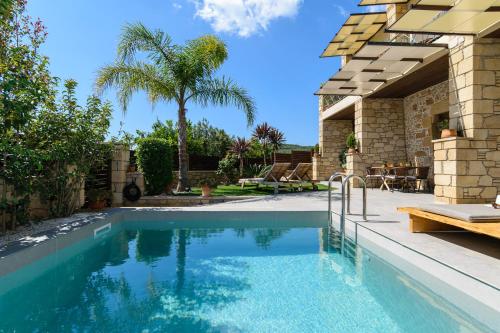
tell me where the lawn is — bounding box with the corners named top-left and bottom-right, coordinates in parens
top-left (176, 183), bottom-right (328, 197)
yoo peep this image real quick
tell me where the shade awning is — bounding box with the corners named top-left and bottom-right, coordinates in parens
top-left (387, 0), bottom-right (500, 36)
top-left (316, 42), bottom-right (448, 96)
top-left (321, 12), bottom-right (388, 57)
top-left (358, 0), bottom-right (408, 6)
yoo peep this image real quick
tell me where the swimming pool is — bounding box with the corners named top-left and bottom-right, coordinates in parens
top-left (0, 210), bottom-right (496, 332)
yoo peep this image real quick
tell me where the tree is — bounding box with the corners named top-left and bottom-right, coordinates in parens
top-left (230, 137), bottom-right (251, 176)
top-left (95, 23), bottom-right (256, 192)
top-left (0, 0), bottom-right (14, 20)
top-left (269, 128), bottom-right (286, 163)
top-left (252, 122), bottom-right (272, 166)
top-left (26, 80), bottom-right (112, 217)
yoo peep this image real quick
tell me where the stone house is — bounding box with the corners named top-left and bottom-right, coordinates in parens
top-left (313, 0), bottom-right (500, 204)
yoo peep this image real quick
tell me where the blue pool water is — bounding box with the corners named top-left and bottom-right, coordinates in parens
top-left (0, 220), bottom-right (492, 332)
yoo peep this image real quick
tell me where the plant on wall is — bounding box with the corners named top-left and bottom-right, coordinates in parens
top-left (346, 132), bottom-right (358, 153)
top-left (338, 147), bottom-right (347, 169)
top-left (136, 137), bottom-right (173, 195)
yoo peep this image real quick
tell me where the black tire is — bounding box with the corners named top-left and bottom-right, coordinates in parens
top-left (123, 183), bottom-right (141, 202)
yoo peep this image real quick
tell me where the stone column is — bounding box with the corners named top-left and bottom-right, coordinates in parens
top-left (433, 37), bottom-right (500, 203)
top-left (111, 144), bottom-right (130, 207)
top-left (313, 97), bottom-right (353, 180)
top-left (347, 98), bottom-right (406, 187)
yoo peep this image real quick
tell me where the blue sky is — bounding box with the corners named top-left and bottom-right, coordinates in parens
top-left (27, 0), bottom-right (380, 145)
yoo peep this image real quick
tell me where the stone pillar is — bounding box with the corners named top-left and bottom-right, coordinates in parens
top-left (346, 98), bottom-right (406, 187)
top-left (346, 152), bottom-right (366, 187)
top-left (111, 144), bottom-right (130, 207)
top-left (313, 97), bottom-right (353, 180)
top-left (433, 37), bottom-right (500, 203)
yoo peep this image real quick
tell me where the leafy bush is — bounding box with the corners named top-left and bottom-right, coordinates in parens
top-left (216, 154), bottom-right (238, 185)
top-left (27, 80), bottom-right (112, 217)
top-left (136, 138), bottom-right (173, 195)
top-left (244, 163), bottom-right (265, 178)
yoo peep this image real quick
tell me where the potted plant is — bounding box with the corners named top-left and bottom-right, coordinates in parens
top-left (313, 144), bottom-right (320, 158)
top-left (437, 119), bottom-right (457, 138)
top-left (346, 132), bottom-right (358, 153)
top-left (87, 189), bottom-right (111, 210)
top-left (197, 177), bottom-right (219, 198)
top-left (127, 163), bottom-right (137, 172)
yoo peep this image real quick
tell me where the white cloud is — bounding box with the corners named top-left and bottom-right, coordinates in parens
top-left (366, 4), bottom-right (386, 12)
top-left (192, 0), bottom-right (303, 37)
top-left (173, 2), bottom-right (183, 10)
top-left (333, 4), bottom-right (348, 17)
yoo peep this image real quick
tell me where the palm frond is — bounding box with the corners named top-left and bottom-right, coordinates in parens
top-left (185, 35), bottom-right (228, 73)
top-left (95, 62), bottom-right (177, 113)
top-left (117, 22), bottom-right (174, 65)
top-left (190, 76), bottom-right (256, 126)
top-left (252, 122), bottom-right (272, 141)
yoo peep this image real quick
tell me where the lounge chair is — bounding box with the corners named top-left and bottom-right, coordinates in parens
top-left (238, 163), bottom-right (291, 194)
top-left (284, 163), bottom-right (317, 190)
top-left (398, 204), bottom-right (500, 239)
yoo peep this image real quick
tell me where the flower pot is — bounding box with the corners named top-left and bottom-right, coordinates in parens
top-left (201, 185), bottom-right (212, 198)
top-left (89, 200), bottom-right (107, 210)
top-left (348, 148), bottom-right (356, 154)
top-left (441, 129), bottom-right (457, 139)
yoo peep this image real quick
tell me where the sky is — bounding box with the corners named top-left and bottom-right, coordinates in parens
top-left (27, 0), bottom-right (383, 145)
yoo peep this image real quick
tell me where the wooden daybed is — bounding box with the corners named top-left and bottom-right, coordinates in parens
top-left (398, 205), bottom-right (500, 240)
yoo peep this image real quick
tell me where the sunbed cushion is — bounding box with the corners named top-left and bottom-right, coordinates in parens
top-left (418, 204), bottom-right (500, 222)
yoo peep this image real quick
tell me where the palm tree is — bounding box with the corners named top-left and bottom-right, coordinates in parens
top-left (269, 128), bottom-right (286, 163)
top-left (231, 137), bottom-right (251, 176)
top-left (95, 23), bottom-right (256, 191)
top-left (252, 122), bottom-right (272, 166)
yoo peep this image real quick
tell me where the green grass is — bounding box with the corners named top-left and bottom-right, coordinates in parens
top-left (175, 183), bottom-right (328, 197)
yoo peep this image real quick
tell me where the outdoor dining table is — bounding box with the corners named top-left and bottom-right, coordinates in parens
top-left (371, 166), bottom-right (417, 191)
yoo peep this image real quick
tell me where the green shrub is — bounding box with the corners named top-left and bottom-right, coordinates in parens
top-left (216, 154), bottom-right (238, 185)
top-left (136, 138), bottom-right (173, 195)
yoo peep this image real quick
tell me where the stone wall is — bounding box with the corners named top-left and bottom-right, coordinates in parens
top-left (434, 137), bottom-right (498, 203)
top-left (346, 98), bottom-right (407, 186)
top-left (433, 36), bottom-right (500, 203)
top-left (172, 170), bottom-right (222, 188)
top-left (355, 98), bottom-right (407, 163)
top-left (313, 118), bottom-right (353, 180)
top-left (404, 81), bottom-right (449, 181)
top-left (313, 96), bottom-right (353, 180)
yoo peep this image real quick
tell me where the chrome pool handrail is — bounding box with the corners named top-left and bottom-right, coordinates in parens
top-left (341, 175), bottom-right (367, 238)
top-left (328, 172), bottom-right (346, 222)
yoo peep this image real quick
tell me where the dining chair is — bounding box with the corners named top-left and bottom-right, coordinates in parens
top-left (385, 167), bottom-right (408, 192)
top-left (405, 166), bottom-right (430, 192)
top-left (365, 166), bottom-right (384, 189)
